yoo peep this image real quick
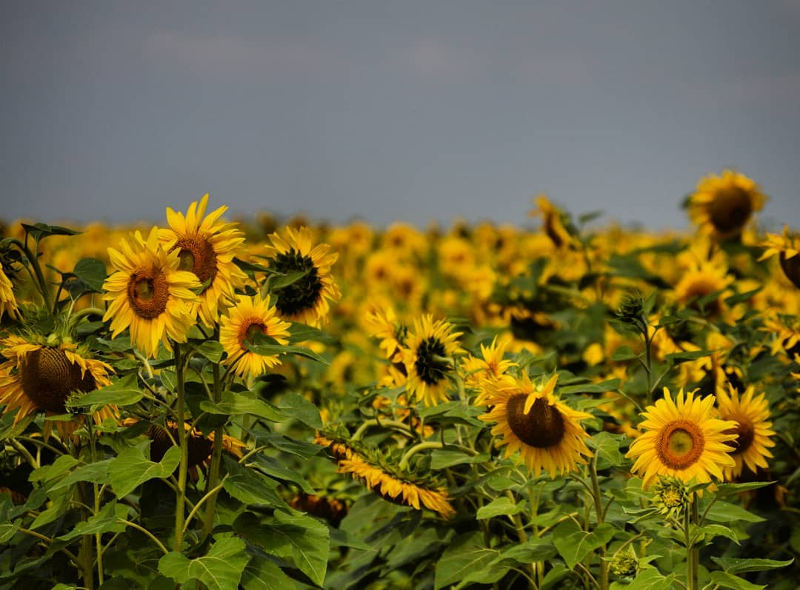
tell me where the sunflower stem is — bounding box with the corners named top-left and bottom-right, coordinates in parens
top-left (173, 342), bottom-right (189, 552)
top-left (398, 441), bottom-right (443, 470)
top-left (684, 494), bottom-right (699, 590)
top-left (201, 363), bottom-right (225, 540)
top-left (88, 423), bottom-right (104, 585)
top-left (589, 455), bottom-right (609, 590)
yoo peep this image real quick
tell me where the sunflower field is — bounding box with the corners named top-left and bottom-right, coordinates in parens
top-left (1, 171), bottom-right (799, 590)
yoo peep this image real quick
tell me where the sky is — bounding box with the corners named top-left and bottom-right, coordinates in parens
top-left (2, 1), bottom-right (799, 230)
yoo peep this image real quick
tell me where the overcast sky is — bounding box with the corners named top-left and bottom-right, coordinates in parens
top-left (2, 1), bottom-right (799, 229)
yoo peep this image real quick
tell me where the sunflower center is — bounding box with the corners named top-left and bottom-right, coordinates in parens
top-left (149, 424), bottom-right (212, 468)
top-left (779, 253), bottom-right (800, 289)
top-left (682, 278), bottom-right (722, 316)
top-left (414, 337), bottom-right (449, 385)
top-left (127, 269), bottom-right (169, 319)
top-left (19, 348), bottom-right (96, 413)
top-left (270, 249), bottom-right (323, 316)
top-left (174, 236), bottom-right (218, 291)
top-left (723, 420), bottom-right (755, 455)
top-left (506, 395), bottom-right (566, 448)
top-left (656, 420), bottom-right (705, 469)
top-left (708, 187), bottom-right (752, 234)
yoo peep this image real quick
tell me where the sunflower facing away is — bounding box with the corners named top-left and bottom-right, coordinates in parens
top-left (715, 385), bottom-right (775, 480)
top-left (0, 267), bottom-right (18, 321)
top-left (760, 226), bottom-right (800, 289)
top-left (688, 170), bottom-right (766, 239)
top-left (530, 195), bottom-right (576, 249)
top-left (402, 315), bottom-right (462, 406)
top-left (264, 226), bottom-right (340, 327)
top-left (103, 227), bottom-right (200, 358)
top-left (0, 334), bottom-right (114, 437)
top-left (627, 388), bottom-right (737, 488)
top-left (159, 194), bottom-right (247, 326)
top-left (479, 374), bottom-right (592, 478)
top-left (219, 293), bottom-right (291, 380)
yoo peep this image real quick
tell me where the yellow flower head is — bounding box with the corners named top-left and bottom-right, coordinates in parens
top-left (264, 226), bottom-right (340, 327)
top-left (0, 335), bottom-right (114, 438)
top-left (159, 194), bottom-right (247, 326)
top-left (716, 385), bottom-right (775, 480)
top-left (760, 226), bottom-right (800, 289)
top-left (531, 195), bottom-right (576, 249)
top-left (402, 315), bottom-right (462, 406)
top-left (219, 293), bottom-right (291, 380)
top-left (689, 170), bottom-right (766, 239)
top-left (103, 226), bottom-right (200, 358)
top-left (0, 267), bottom-right (18, 321)
top-left (627, 388), bottom-right (736, 488)
top-left (479, 373), bottom-right (592, 478)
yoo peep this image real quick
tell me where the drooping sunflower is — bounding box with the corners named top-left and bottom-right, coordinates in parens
top-left (159, 194), bottom-right (247, 326)
top-left (627, 388), bottom-right (737, 488)
top-left (264, 226), bottom-right (340, 327)
top-left (688, 170), bottom-right (766, 239)
top-left (219, 293), bottom-right (291, 380)
top-left (337, 454), bottom-right (454, 518)
top-left (759, 226), bottom-right (800, 289)
top-left (479, 373), bottom-right (592, 478)
top-left (402, 315), bottom-right (462, 406)
top-left (0, 334), bottom-right (115, 437)
top-left (715, 385), bottom-right (775, 480)
top-left (103, 227), bottom-right (200, 358)
top-left (0, 267), bottom-right (18, 321)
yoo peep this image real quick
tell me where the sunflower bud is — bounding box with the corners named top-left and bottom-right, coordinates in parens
top-left (614, 290), bottom-right (647, 333)
top-left (610, 551), bottom-right (639, 579)
top-left (652, 475), bottom-right (689, 518)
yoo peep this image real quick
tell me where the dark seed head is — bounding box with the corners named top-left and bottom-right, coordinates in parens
top-left (270, 249), bottom-right (323, 316)
top-left (414, 337), bottom-right (448, 385)
top-left (708, 187), bottom-right (752, 235)
top-left (506, 395), bottom-right (565, 448)
top-left (20, 347), bottom-right (96, 413)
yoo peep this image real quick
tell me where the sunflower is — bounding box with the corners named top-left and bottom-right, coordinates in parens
top-left (530, 195), bottom-right (576, 249)
top-left (715, 385), bottom-right (775, 480)
top-left (219, 293), bottom-right (291, 380)
top-left (463, 336), bottom-right (516, 405)
top-left (759, 226), bottom-right (800, 289)
top-left (159, 194), bottom-right (247, 326)
top-left (627, 388), bottom-right (737, 488)
top-left (103, 227), bottom-right (200, 358)
top-left (0, 267), bottom-right (18, 321)
top-left (337, 454), bottom-right (454, 518)
top-left (0, 335), bottom-right (115, 438)
top-left (688, 170), bottom-right (766, 239)
top-left (402, 315), bottom-right (462, 406)
top-left (264, 226), bottom-right (340, 327)
top-left (479, 374), bottom-right (592, 478)
top-left (673, 247), bottom-right (732, 318)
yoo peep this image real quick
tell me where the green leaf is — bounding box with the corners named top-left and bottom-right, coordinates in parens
top-left (270, 268), bottom-right (311, 290)
top-left (0, 523), bottom-right (18, 543)
top-left (430, 449), bottom-right (488, 470)
top-left (709, 571), bottom-right (766, 590)
top-left (552, 520), bottom-right (615, 570)
top-left (288, 322), bottom-right (335, 344)
top-left (50, 459), bottom-right (112, 491)
top-left (699, 524), bottom-right (740, 544)
top-left (418, 401), bottom-right (483, 427)
top-left (610, 346), bottom-right (638, 361)
top-left (108, 445), bottom-right (180, 498)
top-left (29, 455), bottom-right (80, 483)
top-left (705, 501), bottom-right (765, 524)
top-left (241, 555), bottom-right (297, 590)
top-left (72, 258), bottom-right (106, 292)
top-left (200, 390), bottom-right (285, 422)
top-left (69, 374), bottom-right (143, 410)
top-left (497, 537), bottom-right (557, 563)
top-left (614, 567), bottom-right (674, 590)
top-left (57, 501), bottom-right (129, 541)
top-left (158, 537), bottom-right (250, 590)
top-left (252, 454), bottom-right (316, 495)
top-left (194, 340), bottom-right (224, 364)
top-left (560, 378), bottom-right (621, 394)
top-left (223, 456), bottom-right (286, 508)
top-left (434, 532), bottom-right (499, 590)
top-left (715, 481), bottom-right (776, 495)
top-left (277, 392), bottom-right (322, 428)
top-left (588, 431), bottom-right (624, 467)
top-left (665, 350), bottom-right (713, 362)
top-left (476, 496), bottom-right (525, 520)
top-left (247, 337), bottom-right (329, 365)
top-left (711, 557), bottom-right (793, 575)
top-left (235, 510), bottom-right (330, 586)
top-left (22, 222), bottom-right (80, 241)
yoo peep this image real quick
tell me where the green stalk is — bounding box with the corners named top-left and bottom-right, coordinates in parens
top-left (588, 455), bottom-right (609, 590)
top-left (173, 342), bottom-right (189, 551)
top-left (398, 441), bottom-right (443, 470)
top-left (88, 424), bottom-right (104, 585)
top-left (684, 495), bottom-right (699, 590)
top-left (202, 363), bottom-right (224, 539)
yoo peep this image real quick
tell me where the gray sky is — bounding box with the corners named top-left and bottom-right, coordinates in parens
top-left (2, 1), bottom-right (799, 229)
